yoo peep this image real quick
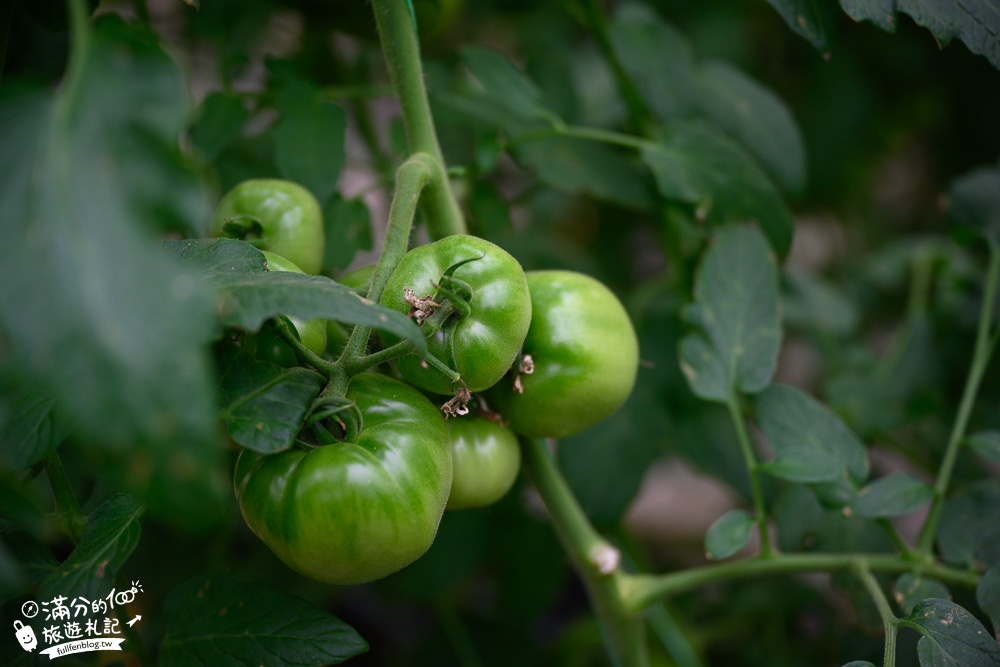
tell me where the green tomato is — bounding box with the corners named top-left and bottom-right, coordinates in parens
top-left (380, 235), bottom-right (532, 395)
top-left (234, 373), bottom-right (453, 585)
top-left (446, 416), bottom-right (521, 510)
top-left (489, 270), bottom-right (639, 439)
top-left (212, 179), bottom-right (324, 275)
top-left (246, 251), bottom-right (326, 365)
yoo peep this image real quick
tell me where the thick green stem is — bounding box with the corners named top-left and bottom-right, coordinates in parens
top-left (521, 439), bottom-right (647, 667)
top-left (330, 154), bottom-right (434, 395)
top-left (853, 561), bottom-right (898, 667)
top-left (916, 241), bottom-right (1000, 554)
top-left (726, 396), bottom-right (772, 555)
top-left (371, 0), bottom-right (465, 239)
top-left (45, 454), bottom-right (86, 543)
top-left (621, 552), bottom-right (980, 614)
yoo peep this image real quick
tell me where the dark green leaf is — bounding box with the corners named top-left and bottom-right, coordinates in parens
top-left (754, 384), bottom-right (868, 483)
top-left (189, 91), bottom-right (248, 162)
top-left (0, 17), bottom-right (225, 527)
top-left (697, 61), bottom-right (807, 196)
top-left (679, 225), bottom-right (782, 402)
top-left (323, 196), bottom-right (373, 273)
top-left (164, 238), bottom-right (267, 275)
top-left (967, 431), bottom-right (1000, 464)
top-left (895, 574), bottom-right (951, 616)
top-left (841, 0), bottom-right (1000, 71)
top-left (856, 472), bottom-right (933, 518)
top-left (755, 383), bottom-right (870, 484)
top-left (514, 136), bottom-right (657, 211)
top-left (782, 270), bottom-right (860, 337)
top-left (38, 495), bottom-right (144, 604)
top-left (0, 379), bottom-right (69, 469)
top-left (607, 4), bottom-right (700, 119)
top-left (160, 572), bottom-right (367, 666)
top-left (164, 239), bottom-right (426, 351)
top-left (641, 123), bottom-right (794, 257)
top-left (0, 530), bottom-right (59, 601)
top-left (765, 0), bottom-right (840, 52)
top-left (273, 80), bottom-right (346, 206)
top-left (776, 485), bottom-right (893, 554)
top-left (842, 662), bottom-right (878, 667)
top-left (907, 598), bottom-right (1000, 667)
top-left (705, 509), bottom-right (755, 560)
top-left (217, 346), bottom-right (324, 453)
top-left (460, 47), bottom-right (557, 125)
top-left (936, 481), bottom-right (1000, 568)
top-left (948, 163), bottom-right (1000, 245)
top-left (977, 567), bottom-right (1000, 634)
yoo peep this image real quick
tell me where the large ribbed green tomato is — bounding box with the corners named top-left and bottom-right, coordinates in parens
top-left (233, 373), bottom-right (453, 585)
top-left (212, 179), bottom-right (324, 275)
top-left (489, 270), bottom-right (639, 439)
top-left (379, 235), bottom-right (531, 395)
top-left (446, 416), bottom-right (521, 510)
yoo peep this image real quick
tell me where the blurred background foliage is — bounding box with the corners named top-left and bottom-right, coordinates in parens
top-left (2, 0), bottom-right (999, 665)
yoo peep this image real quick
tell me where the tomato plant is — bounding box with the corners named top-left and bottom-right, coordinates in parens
top-left (445, 415), bottom-right (521, 510)
top-left (212, 178), bottom-right (325, 275)
top-left (379, 234), bottom-right (532, 395)
top-left (3, 1), bottom-right (1000, 666)
top-left (489, 270), bottom-right (640, 439)
top-left (234, 373), bottom-right (452, 585)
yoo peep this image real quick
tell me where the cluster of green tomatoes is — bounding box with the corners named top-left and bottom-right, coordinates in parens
top-left (210, 179), bottom-right (640, 585)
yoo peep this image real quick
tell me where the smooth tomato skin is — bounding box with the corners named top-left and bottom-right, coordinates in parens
top-left (233, 373), bottom-right (453, 585)
top-left (255, 251), bottom-right (327, 358)
top-left (489, 270), bottom-right (639, 439)
top-left (446, 416), bottom-right (521, 510)
top-left (212, 179), bottom-right (324, 275)
top-left (380, 235), bottom-right (532, 394)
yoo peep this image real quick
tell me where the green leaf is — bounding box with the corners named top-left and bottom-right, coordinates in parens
top-left (0, 379), bottom-right (69, 469)
top-left (936, 481), bottom-right (1000, 568)
top-left (514, 136), bottom-right (657, 211)
top-left (967, 431), bottom-right (1000, 464)
top-left (160, 572), bottom-right (367, 666)
top-left (217, 346), bottom-right (324, 453)
top-left (460, 47), bottom-right (557, 125)
top-left (895, 574), bottom-right (951, 616)
top-left (697, 61), bottom-right (807, 196)
top-left (273, 80), bottom-right (346, 206)
top-left (977, 567), bottom-right (1000, 634)
top-left (765, 0), bottom-right (840, 52)
top-left (323, 196), bottom-right (373, 273)
top-left (165, 239), bottom-right (426, 351)
top-left (189, 91), bottom-right (248, 162)
top-left (607, 4), bottom-right (700, 119)
top-left (856, 472), bottom-right (933, 518)
top-left (0, 17), bottom-right (225, 526)
top-left (782, 270), bottom-right (860, 337)
top-left (705, 509), bottom-right (755, 560)
top-left (38, 495), bottom-right (144, 604)
top-left (841, 0), bottom-right (1000, 71)
top-left (641, 123), bottom-right (794, 257)
top-left (948, 163), bottom-right (1000, 246)
top-left (755, 383), bottom-right (870, 484)
top-left (679, 225), bottom-right (782, 402)
top-left (776, 485), bottom-right (893, 554)
top-left (842, 662), bottom-right (878, 667)
top-left (907, 598), bottom-right (1000, 667)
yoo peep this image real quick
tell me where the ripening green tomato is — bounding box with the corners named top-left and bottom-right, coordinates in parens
top-left (234, 373), bottom-right (453, 585)
top-left (489, 271), bottom-right (639, 439)
top-left (258, 250), bottom-right (326, 357)
top-left (446, 416), bottom-right (521, 510)
top-left (379, 235), bottom-right (532, 394)
top-left (212, 179), bottom-right (324, 275)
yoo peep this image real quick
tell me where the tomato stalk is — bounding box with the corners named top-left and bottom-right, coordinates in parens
top-left (852, 560), bottom-right (899, 667)
top-left (916, 238), bottom-right (1000, 555)
top-left (521, 438), bottom-right (648, 667)
top-left (370, 0), bottom-right (466, 239)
